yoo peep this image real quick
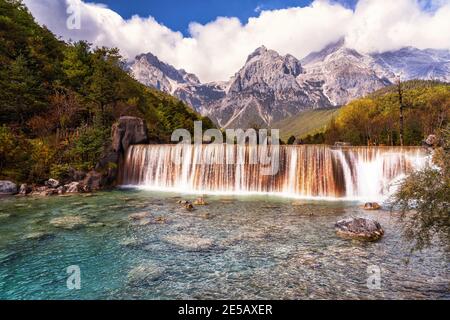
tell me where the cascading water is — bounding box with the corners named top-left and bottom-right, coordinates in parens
top-left (121, 144), bottom-right (428, 201)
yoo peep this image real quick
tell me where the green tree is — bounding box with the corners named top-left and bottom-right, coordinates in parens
top-left (0, 54), bottom-right (47, 125)
top-left (287, 135), bottom-right (296, 145)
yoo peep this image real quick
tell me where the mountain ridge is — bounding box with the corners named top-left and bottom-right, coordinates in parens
top-left (128, 41), bottom-right (450, 129)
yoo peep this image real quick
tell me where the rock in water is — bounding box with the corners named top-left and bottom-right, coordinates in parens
top-left (50, 216), bottom-right (88, 230)
top-left (335, 217), bottom-right (384, 241)
top-left (193, 197), bottom-right (208, 205)
top-left (129, 212), bottom-right (151, 220)
top-left (25, 232), bottom-right (54, 241)
top-left (163, 234), bottom-right (214, 251)
top-left (363, 202), bottom-right (381, 211)
top-left (0, 181), bottom-right (17, 195)
top-left (127, 262), bottom-right (164, 285)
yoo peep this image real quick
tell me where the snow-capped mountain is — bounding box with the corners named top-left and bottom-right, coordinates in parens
top-left (371, 47), bottom-right (450, 82)
top-left (130, 52), bottom-right (200, 93)
top-left (204, 46), bottom-right (331, 128)
top-left (300, 39), bottom-right (393, 106)
top-left (129, 53), bottom-right (226, 112)
top-left (128, 41), bottom-right (450, 129)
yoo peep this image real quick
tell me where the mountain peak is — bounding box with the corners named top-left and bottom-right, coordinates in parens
top-left (301, 38), bottom-right (346, 65)
top-left (246, 45), bottom-right (270, 62)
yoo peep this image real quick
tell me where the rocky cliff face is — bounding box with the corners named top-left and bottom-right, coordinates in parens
top-left (300, 39), bottom-right (394, 106)
top-left (205, 46), bottom-right (331, 128)
top-left (128, 41), bottom-right (450, 129)
top-left (129, 53), bottom-right (200, 94)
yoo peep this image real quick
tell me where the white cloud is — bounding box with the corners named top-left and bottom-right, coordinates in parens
top-left (345, 0), bottom-right (450, 53)
top-left (23, 0), bottom-right (450, 83)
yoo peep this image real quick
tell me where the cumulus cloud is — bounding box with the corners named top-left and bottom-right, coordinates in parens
top-left (23, 0), bottom-right (450, 82)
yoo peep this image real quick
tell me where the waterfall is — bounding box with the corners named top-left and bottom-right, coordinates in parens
top-left (121, 144), bottom-right (428, 201)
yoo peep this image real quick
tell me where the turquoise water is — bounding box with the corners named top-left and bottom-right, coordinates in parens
top-left (0, 190), bottom-right (448, 300)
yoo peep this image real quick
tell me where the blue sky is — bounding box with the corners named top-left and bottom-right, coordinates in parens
top-left (85, 0), bottom-right (357, 36)
top-left (25, 0), bottom-right (450, 82)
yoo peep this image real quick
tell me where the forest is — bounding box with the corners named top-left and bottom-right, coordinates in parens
top-left (296, 80), bottom-right (450, 146)
top-left (0, 0), bottom-right (214, 183)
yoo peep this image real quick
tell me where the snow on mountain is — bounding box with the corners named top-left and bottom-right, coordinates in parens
top-left (128, 42), bottom-right (450, 129)
top-left (204, 46), bottom-right (331, 128)
top-left (300, 39), bottom-right (393, 106)
top-left (371, 47), bottom-right (450, 82)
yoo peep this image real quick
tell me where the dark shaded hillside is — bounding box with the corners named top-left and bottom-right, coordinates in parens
top-left (0, 0), bottom-right (214, 183)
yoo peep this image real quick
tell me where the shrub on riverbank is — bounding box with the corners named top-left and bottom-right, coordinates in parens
top-left (393, 125), bottom-right (450, 251)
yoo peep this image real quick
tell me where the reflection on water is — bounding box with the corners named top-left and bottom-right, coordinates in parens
top-left (0, 190), bottom-right (448, 300)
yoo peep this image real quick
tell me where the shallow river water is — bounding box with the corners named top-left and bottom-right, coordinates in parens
top-left (0, 190), bottom-right (448, 299)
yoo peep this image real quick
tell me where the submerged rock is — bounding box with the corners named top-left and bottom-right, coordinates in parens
top-left (120, 237), bottom-right (147, 248)
top-left (0, 181), bottom-right (17, 195)
top-left (50, 215), bottom-right (88, 230)
top-left (25, 232), bottom-right (54, 241)
top-left (129, 212), bottom-right (168, 226)
top-left (163, 234), bottom-right (214, 251)
top-left (127, 262), bottom-right (164, 285)
top-left (129, 212), bottom-right (151, 220)
top-left (88, 222), bottom-right (106, 228)
top-left (335, 217), bottom-right (384, 241)
top-left (153, 216), bottom-right (168, 224)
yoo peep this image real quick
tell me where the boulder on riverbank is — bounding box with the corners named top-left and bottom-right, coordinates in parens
top-left (82, 171), bottom-right (104, 191)
top-left (65, 182), bottom-right (81, 193)
top-left (0, 181), bottom-right (17, 195)
top-left (45, 179), bottom-right (60, 188)
top-left (19, 183), bottom-right (31, 195)
top-left (335, 217), bottom-right (384, 241)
